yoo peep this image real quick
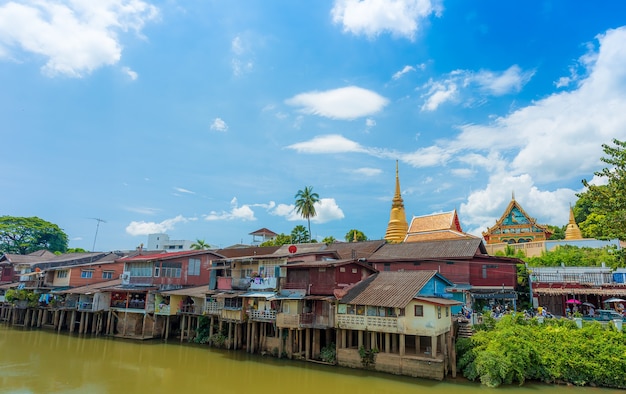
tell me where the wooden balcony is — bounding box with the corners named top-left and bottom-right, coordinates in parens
top-left (204, 302), bottom-right (223, 315)
top-left (179, 304), bottom-right (202, 315)
top-left (77, 302), bottom-right (94, 311)
top-left (336, 314), bottom-right (400, 333)
top-left (247, 309), bottom-right (276, 322)
top-left (276, 312), bottom-right (333, 329)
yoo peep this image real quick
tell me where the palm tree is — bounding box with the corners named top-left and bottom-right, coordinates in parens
top-left (190, 239), bottom-right (210, 250)
top-left (294, 186), bottom-right (319, 242)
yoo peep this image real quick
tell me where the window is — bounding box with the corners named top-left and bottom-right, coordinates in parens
top-left (318, 267), bottom-right (326, 272)
top-left (102, 271), bottom-right (113, 279)
top-left (351, 268), bottom-right (357, 274)
top-left (437, 306), bottom-right (442, 319)
top-left (383, 263), bottom-right (391, 271)
top-left (399, 308), bottom-right (405, 317)
top-left (414, 305), bottom-right (424, 317)
top-left (161, 262), bottom-right (182, 278)
top-left (81, 270), bottom-right (93, 279)
top-left (188, 258), bottom-right (201, 276)
top-left (56, 270), bottom-right (68, 279)
top-left (128, 262), bottom-right (152, 277)
top-left (339, 267), bottom-right (346, 273)
top-left (482, 264), bottom-right (499, 279)
top-left (224, 297), bottom-right (242, 309)
top-left (154, 266), bottom-right (160, 277)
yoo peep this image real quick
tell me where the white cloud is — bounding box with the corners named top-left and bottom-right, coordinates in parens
top-left (204, 197), bottom-right (256, 221)
top-left (450, 168), bottom-right (475, 178)
top-left (0, 0), bottom-right (158, 77)
top-left (365, 118), bottom-right (376, 128)
top-left (392, 65), bottom-right (416, 80)
top-left (231, 35), bottom-right (254, 76)
top-left (401, 145), bottom-right (452, 167)
top-left (331, 0), bottom-right (442, 39)
top-left (286, 86), bottom-right (388, 120)
top-left (122, 66), bottom-right (138, 80)
top-left (353, 167), bottom-right (382, 176)
top-left (420, 65), bottom-right (533, 111)
top-left (210, 118), bottom-right (228, 132)
top-left (125, 206), bottom-right (161, 215)
top-left (287, 134), bottom-right (367, 154)
top-left (174, 187), bottom-right (195, 194)
top-left (270, 198), bottom-right (345, 224)
top-left (125, 215), bottom-right (190, 236)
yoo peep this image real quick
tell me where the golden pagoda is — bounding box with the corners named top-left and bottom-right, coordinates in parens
top-left (384, 161), bottom-right (408, 243)
top-left (564, 206), bottom-right (583, 240)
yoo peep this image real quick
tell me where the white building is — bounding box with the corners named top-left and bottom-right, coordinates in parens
top-left (147, 233), bottom-right (194, 251)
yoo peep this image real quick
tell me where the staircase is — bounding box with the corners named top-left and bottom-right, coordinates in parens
top-left (456, 320), bottom-right (474, 338)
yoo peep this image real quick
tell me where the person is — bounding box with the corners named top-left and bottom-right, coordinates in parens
top-left (588, 306), bottom-right (595, 317)
top-left (565, 305), bottom-right (571, 317)
top-left (617, 302), bottom-right (624, 315)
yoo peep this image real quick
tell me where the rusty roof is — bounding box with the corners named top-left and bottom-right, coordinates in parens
top-left (326, 240), bottom-right (386, 260)
top-left (62, 279), bottom-right (122, 294)
top-left (368, 238), bottom-right (486, 262)
top-left (340, 271), bottom-right (438, 308)
top-left (285, 259), bottom-right (377, 272)
top-left (534, 287), bottom-right (626, 296)
top-left (160, 285), bottom-right (211, 297)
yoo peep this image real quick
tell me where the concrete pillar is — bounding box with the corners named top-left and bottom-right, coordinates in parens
top-left (305, 328), bottom-right (311, 359)
top-left (399, 334), bottom-right (405, 356)
top-left (357, 330), bottom-right (363, 348)
top-left (385, 333), bottom-right (390, 353)
top-left (431, 335), bottom-right (437, 358)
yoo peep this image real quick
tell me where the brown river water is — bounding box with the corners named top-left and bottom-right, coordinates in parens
top-left (0, 324), bottom-right (621, 394)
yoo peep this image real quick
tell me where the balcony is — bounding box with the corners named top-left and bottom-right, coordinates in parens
top-left (155, 304), bottom-right (170, 315)
top-left (276, 312), bottom-right (333, 329)
top-left (336, 314), bottom-right (399, 333)
top-left (77, 302), bottom-right (94, 311)
top-left (179, 304), bottom-right (202, 315)
top-left (247, 309), bottom-right (276, 322)
top-left (204, 302), bottom-right (223, 315)
top-left (249, 277), bottom-right (277, 291)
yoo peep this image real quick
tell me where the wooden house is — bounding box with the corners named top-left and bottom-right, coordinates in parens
top-left (118, 250), bottom-right (222, 290)
top-left (43, 256), bottom-right (125, 289)
top-left (335, 271), bottom-right (460, 380)
top-left (366, 238), bottom-right (523, 312)
top-left (274, 259), bottom-right (377, 360)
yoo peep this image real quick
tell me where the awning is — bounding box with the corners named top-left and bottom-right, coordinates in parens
top-left (208, 264), bottom-right (231, 270)
top-left (414, 296), bottom-right (462, 306)
top-left (472, 292), bottom-right (517, 300)
top-left (214, 292), bottom-right (242, 299)
top-left (534, 287), bottom-right (626, 296)
top-left (241, 292), bottom-right (276, 299)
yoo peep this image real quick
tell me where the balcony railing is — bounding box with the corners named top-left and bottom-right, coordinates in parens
top-left (179, 304), bottom-right (202, 315)
top-left (247, 309), bottom-right (276, 322)
top-left (336, 314), bottom-right (399, 332)
top-left (111, 300), bottom-right (146, 310)
top-left (276, 312), bottom-right (333, 328)
top-left (204, 302), bottom-right (223, 315)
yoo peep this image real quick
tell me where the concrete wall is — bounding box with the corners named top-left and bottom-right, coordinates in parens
top-left (337, 348), bottom-right (445, 380)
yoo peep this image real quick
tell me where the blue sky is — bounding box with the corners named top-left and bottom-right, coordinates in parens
top-left (2, 0), bottom-right (626, 251)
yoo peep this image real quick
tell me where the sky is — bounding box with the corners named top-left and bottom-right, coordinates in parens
top-left (2, 0), bottom-right (626, 252)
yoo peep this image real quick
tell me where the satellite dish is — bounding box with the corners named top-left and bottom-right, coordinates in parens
top-left (288, 245), bottom-right (297, 254)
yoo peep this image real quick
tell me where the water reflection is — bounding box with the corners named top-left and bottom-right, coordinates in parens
top-left (0, 325), bottom-right (621, 394)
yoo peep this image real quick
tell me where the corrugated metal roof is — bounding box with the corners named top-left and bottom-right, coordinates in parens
top-left (414, 296), bottom-right (462, 306)
top-left (160, 285), bottom-right (210, 297)
top-left (62, 279), bottom-right (122, 294)
top-left (534, 287), bottom-right (626, 296)
top-left (340, 271), bottom-right (437, 308)
top-left (368, 238), bottom-right (485, 261)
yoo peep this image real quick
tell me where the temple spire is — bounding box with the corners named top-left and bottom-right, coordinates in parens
top-left (384, 160), bottom-right (408, 243)
top-left (564, 204), bottom-right (583, 240)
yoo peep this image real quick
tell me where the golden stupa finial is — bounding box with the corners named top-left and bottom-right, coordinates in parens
top-left (564, 204), bottom-right (583, 240)
top-left (384, 160), bottom-right (408, 243)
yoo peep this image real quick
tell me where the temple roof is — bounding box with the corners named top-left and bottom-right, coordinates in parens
top-left (483, 197), bottom-right (551, 238)
top-left (404, 210), bottom-right (471, 242)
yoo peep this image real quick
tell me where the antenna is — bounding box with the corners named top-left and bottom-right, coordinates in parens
top-left (90, 218), bottom-right (106, 252)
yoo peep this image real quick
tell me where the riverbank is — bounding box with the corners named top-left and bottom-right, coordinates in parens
top-left (1, 324), bottom-right (623, 394)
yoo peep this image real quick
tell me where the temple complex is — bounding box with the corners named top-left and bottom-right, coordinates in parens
top-left (383, 161), bottom-right (408, 243)
top-left (482, 195), bottom-right (552, 245)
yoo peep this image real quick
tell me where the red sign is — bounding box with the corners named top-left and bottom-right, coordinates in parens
top-left (288, 245), bottom-right (297, 254)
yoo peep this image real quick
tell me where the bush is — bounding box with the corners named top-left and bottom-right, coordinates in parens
top-left (320, 343), bottom-right (336, 364)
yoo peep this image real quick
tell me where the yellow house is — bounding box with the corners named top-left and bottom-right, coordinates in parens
top-left (335, 271), bottom-right (460, 380)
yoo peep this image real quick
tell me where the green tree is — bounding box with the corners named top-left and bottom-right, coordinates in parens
top-left (321, 236), bottom-right (336, 245)
top-left (260, 233), bottom-right (292, 246)
top-left (578, 138), bottom-right (626, 240)
top-left (191, 239), bottom-right (210, 250)
top-left (0, 216), bottom-right (68, 254)
top-left (344, 229), bottom-right (368, 242)
top-left (290, 225), bottom-right (310, 244)
top-left (526, 245), bottom-right (622, 269)
top-left (66, 247), bottom-right (88, 253)
top-left (546, 225), bottom-right (565, 240)
top-left (294, 186), bottom-right (319, 242)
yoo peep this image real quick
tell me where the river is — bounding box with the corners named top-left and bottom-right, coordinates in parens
top-left (0, 325), bottom-right (621, 394)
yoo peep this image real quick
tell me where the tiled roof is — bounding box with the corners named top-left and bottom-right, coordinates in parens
top-left (249, 228), bottom-right (278, 237)
top-left (327, 240), bottom-right (386, 260)
top-left (215, 246), bottom-right (281, 259)
top-left (368, 238), bottom-right (485, 261)
top-left (285, 259), bottom-right (377, 272)
top-left (404, 230), bottom-right (476, 243)
top-left (340, 271), bottom-right (437, 308)
top-left (118, 250), bottom-right (222, 262)
top-left (407, 211), bottom-right (458, 232)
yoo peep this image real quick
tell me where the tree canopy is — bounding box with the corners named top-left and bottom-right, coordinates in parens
top-left (191, 239), bottom-right (211, 250)
top-left (294, 186), bottom-right (319, 242)
top-left (344, 229), bottom-right (368, 242)
top-left (0, 216), bottom-right (68, 254)
top-left (290, 225), bottom-right (310, 244)
top-left (577, 138), bottom-right (626, 240)
top-left (525, 245), bottom-right (623, 269)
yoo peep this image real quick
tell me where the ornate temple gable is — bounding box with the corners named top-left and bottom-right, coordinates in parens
top-left (482, 197), bottom-right (552, 245)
